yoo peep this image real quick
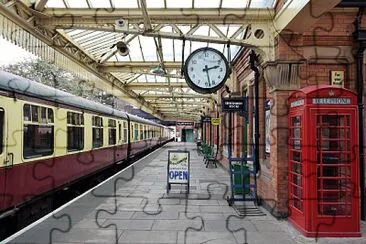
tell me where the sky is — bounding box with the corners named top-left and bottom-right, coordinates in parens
top-left (0, 37), bottom-right (36, 66)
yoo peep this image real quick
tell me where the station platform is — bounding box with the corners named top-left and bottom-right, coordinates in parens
top-left (5, 142), bottom-right (366, 244)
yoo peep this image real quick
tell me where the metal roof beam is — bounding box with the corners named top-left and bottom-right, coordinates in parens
top-left (139, 0), bottom-right (152, 31)
top-left (157, 107), bottom-right (202, 111)
top-left (34, 0), bottom-right (48, 11)
top-left (127, 82), bottom-right (188, 89)
top-left (99, 61), bottom-right (181, 72)
top-left (39, 8), bottom-right (273, 25)
top-left (40, 22), bottom-right (271, 50)
top-left (143, 94), bottom-right (212, 99)
top-left (154, 104), bottom-right (203, 108)
top-left (148, 100), bottom-right (206, 105)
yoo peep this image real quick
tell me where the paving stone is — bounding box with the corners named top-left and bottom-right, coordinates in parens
top-left (119, 230), bottom-right (177, 243)
top-left (73, 218), bottom-right (103, 228)
top-left (199, 205), bottom-right (237, 213)
top-left (179, 212), bottom-right (225, 220)
top-left (252, 220), bottom-right (287, 232)
top-left (186, 199), bottom-right (220, 205)
top-left (52, 228), bottom-right (119, 243)
top-left (152, 220), bottom-right (202, 231)
top-left (102, 219), bottom-right (154, 230)
top-left (131, 210), bottom-right (179, 219)
top-left (95, 211), bottom-right (135, 219)
top-left (204, 219), bottom-right (257, 232)
top-left (237, 231), bottom-right (296, 244)
top-left (177, 231), bottom-right (237, 244)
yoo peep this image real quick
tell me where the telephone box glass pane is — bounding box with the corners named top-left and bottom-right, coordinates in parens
top-left (316, 115), bottom-right (352, 216)
top-left (289, 115), bottom-right (303, 211)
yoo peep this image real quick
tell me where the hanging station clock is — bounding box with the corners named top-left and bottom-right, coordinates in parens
top-left (183, 47), bottom-right (230, 94)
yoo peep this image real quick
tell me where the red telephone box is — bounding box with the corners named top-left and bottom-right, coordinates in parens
top-left (288, 85), bottom-right (361, 237)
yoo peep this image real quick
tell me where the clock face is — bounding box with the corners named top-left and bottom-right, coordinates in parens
top-left (183, 47), bottom-right (230, 94)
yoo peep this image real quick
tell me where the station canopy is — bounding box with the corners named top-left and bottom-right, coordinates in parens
top-left (5, 0), bottom-right (278, 121)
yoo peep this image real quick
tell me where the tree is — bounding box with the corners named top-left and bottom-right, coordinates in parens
top-left (0, 58), bottom-right (115, 106)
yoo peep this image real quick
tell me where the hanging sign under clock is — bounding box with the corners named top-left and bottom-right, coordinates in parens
top-left (183, 47), bottom-right (230, 94)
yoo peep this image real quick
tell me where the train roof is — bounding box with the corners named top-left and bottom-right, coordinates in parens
top-left (0, 71), bottom-right (164, 127)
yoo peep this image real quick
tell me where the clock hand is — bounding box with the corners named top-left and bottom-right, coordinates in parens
top-left (202, 65), bottom-right (219, 72)
top-left (204, 65), bottom-right (211, 87)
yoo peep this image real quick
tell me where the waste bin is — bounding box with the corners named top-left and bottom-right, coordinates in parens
top-left (231, 162), bottom-right (250, 195)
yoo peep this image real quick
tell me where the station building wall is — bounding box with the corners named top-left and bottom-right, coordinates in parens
top-left (208, 7), bottom-right (366, 218)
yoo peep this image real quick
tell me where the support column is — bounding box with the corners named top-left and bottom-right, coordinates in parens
top-left (258, 60), bottom-right (302, 217)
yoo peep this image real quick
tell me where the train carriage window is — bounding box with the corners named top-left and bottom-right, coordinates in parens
top-left (23, 104), bottom-right (54, 159)
top-left (134, 123), bottom-right (139, 141)
top-left (144, 125), bottom-right (147, 139)
top-left (24, 104), bottom-right (30, 121)
top-left (0, 109), bottom-right (3, 154)
top-left (92, 115), bottom-right (103, 148)
top-left (40, 107), bottom-right (47, 123)
top-left (108, 119), bottom-right (116, 145)
top-left (67, 112), bottom-right (84, 152)
top-left (131, 124), bottom-right (134, 141)
top-left (140, 124), bottom-right (143, 140)
top-left (118, 123), bottom-right (122, 142)
top-left (48, 108), bottom-right (54, 123)
top-left (31, 105), bottom-right (38, 122)
top-left (123, 121), bottom-right (127, 143)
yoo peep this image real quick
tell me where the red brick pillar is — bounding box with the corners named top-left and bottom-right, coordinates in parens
top-left (260, 60), bottom-right (302, 217)
top-left (268, 90), bottom-right (293, 216)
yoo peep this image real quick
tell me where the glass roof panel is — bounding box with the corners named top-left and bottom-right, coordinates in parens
top-left (139, 36), bottom-right (158, 61)
top-left (194, 26), bottom-right (210, 36)
top-left (136, 75), bottom-right (158, 82)
top-left (166, 0), bottom-right (192, 8)
top-left (222, 0), bottom-right (249, 8)
top-left (113, 0), bottom-right (139, 8)
top-left (195, 0), bottom-right (220, 8)
top-left (90, 0), bottom-right (112, 8)
top-left (173, 39), bottom-right (191, 62)
top-left (226, 25), bottom-right (244, 38)
top-left (162, 39), bottom-right (174, 61)
top-left (46, 0), bottom-right (277, 9)
top-left (208, 43), bottom-right (225, 54)
top-left (160, 26), bottom-right (173, 33)
top-left (146, 0), bottom-right (165, 8)
top-left (176, 25), bottom-right (191, 35)
top-left (46, 0), bottom-right (65, 8)
top-left (68, 1), bottom-right (89, 8)
top-left (250, 0), bottom-right (276, 8)
top-left (126, 39), bottom-right (143, 61)
top-left (190, 41), bottom-right (209, 53)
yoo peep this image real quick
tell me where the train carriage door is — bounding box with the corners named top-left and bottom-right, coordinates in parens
top-left (118, 121), bottom-right (122, 144)
top-left (0, 107), bottom-right (10, 210)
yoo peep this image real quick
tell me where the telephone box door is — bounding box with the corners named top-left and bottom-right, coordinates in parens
top-left (310, 108), bottom-right (359, 234)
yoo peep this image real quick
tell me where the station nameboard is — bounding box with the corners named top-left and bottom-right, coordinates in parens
top-left (176, 121), bottom-right (194, 126)
top-left (222, 97), bottom-right (247, 112)
top-left (167, 150), bottom-right (190, 193)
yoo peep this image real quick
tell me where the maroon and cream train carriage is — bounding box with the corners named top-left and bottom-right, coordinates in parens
top-left (0, 71), bottom-right (171, 214)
